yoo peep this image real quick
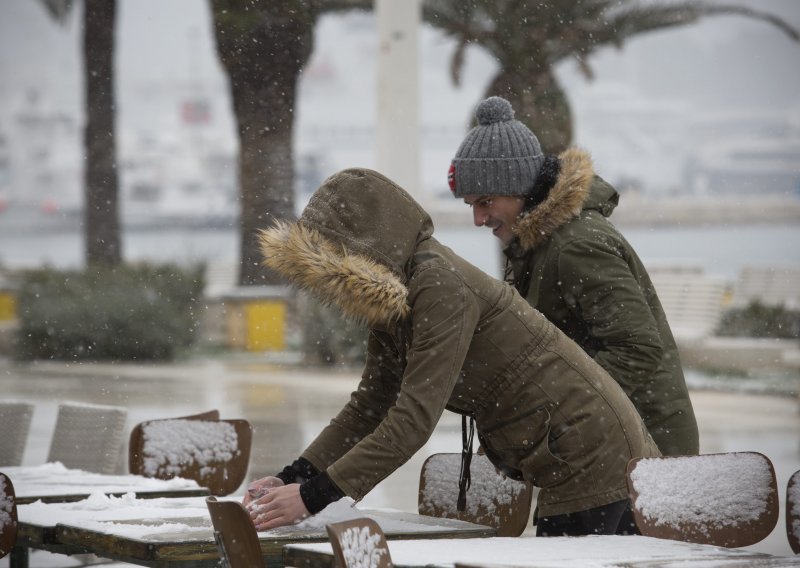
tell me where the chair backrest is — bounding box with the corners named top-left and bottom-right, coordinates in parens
top-left (787, 469), bottom-right (800, 554)
top-left (626, 452), bottom-right (779, 548)
top-left (0, 472), bottom-right (18, 559)
top-left (47, 402), bottom-right (128, 474)
top-left (130, 414), bottom-right (252, 496)
top-left (206, 496), bottom-right (263, 568)
top-left (128, 409), bottom-right (219, 476)
top-left (326, 517), bottom-right (393, 568)
top-left (0, 401), bottom-right (34, 466)
top-left (418, 453), bottom-right (533, 537)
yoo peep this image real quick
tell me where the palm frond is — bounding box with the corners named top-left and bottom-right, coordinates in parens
top-left (599, 2), bottom-right (799, 53)
top-left (37, 0), bottom-right (74, 25)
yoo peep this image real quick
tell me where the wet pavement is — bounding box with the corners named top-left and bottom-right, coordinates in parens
top-left (2, 355), bottom-right (799, 558)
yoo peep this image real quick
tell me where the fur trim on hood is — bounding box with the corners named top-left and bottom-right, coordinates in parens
top-left (259, 220), bottom-right (410, 327)
top-left (513, 147), bottom-right (595, 251)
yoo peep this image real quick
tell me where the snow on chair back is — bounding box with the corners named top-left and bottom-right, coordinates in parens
top-left (47, 402), bottom-right (128, 474)
top-left (0, 472), bottom-right (18, 559)
top-left (326, 517), bottom-right (393, 568)
top-left (0, 401), bottom-right (34, 466)
top-left (129, 413), bottom-right (251, 496)
top-left (128, 409), bottom-right (219, 476)
top-left (626, 452), bottom-right (779, 548)
top-left (128, 409), bottom-right (219, 475)
top-left (418, 453), bottom-right (533, 537)
top-left (788, 469), bottom-right (800, 554)
top-left (206, 496), bottom-right (264, 568)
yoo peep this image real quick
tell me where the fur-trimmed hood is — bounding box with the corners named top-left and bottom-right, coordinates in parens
top-left (513, 147), bottom-right (615, 251)
top-left (258, 168), bottom-right (433, 327)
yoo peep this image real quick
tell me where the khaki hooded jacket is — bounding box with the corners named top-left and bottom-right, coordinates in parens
top-left (259, 168), bottom-right (660, 517)
top-left (506, 148), bottom-right (699, 457)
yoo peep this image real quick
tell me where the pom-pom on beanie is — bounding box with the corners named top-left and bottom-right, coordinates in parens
top-left (448, 96), bottom-right (545, 198)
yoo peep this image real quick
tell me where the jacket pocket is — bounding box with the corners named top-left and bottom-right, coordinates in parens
top-left (479, 404), bottom-right (571, 489)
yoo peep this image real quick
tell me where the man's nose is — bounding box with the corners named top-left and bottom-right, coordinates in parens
top-left (473, 209), bottom-right (487, 227)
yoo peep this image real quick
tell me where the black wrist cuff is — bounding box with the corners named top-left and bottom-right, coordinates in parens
top-left (299, 472), bottom-right (345, 514)
top-left (275, 457), bottom-right (319, 485)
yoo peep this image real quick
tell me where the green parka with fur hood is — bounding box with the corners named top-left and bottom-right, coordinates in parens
top-left (507, 148), bottom-right (699, 457)
top-left (259, 168), bottom-right (660, 518)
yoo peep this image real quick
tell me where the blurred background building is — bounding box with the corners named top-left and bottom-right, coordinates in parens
top-left (0, 0), bottom-right (798, 230)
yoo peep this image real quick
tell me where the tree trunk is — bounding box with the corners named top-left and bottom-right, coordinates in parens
top-left (485, 66), bottom-right (573, 155)
top-left (83, 0), bottom-right (121, 266)
top-left (212, 3), bottom-right (316, 286)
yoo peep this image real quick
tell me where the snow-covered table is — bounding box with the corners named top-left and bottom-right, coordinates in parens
top-left (3, 462), bottom-right (208, 505)
top-left (5, 463), bottom-right (208, 568)
top-left (14, 495), bottom-right (495, 567)
top-left (284, 535), bottom-right (800, 568)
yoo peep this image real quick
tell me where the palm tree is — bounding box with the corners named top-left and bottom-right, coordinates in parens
top-left (422, 1), bottom-right (800, 153)
top-left (40, 0), bottom-right (121, 266)
top-left (210, 0), bottom-right (369, 286)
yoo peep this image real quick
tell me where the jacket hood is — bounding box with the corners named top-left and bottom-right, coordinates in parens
top-left (258, 168), bottom-right (433, 327)
top-left (513, 147), bottom-right (607, 251)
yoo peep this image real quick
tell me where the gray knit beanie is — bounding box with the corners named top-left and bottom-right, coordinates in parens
top-left (448, 96), bottom-right (545, 198)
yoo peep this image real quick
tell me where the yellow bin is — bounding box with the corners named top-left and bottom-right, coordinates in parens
top-left (223, 286), bottom-right (290, 352)
top-left (0, 291), bottom-right (16, 321)
top-left (243, 300), bottom-right (285, 351)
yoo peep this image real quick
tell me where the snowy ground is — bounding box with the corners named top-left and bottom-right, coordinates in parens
top-left (1, 357), bottom-right (798, 566)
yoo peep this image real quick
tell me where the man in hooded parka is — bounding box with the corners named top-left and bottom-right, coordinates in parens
top-left (449, 96), bottom-right (699, 458)
top-left (248, 168), bottom-right (661, 536)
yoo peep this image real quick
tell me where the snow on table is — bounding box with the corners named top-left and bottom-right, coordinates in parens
top-left (18, 495), bottom-right (490, 541)
top-left (20, 492), bottom-right (212, 537)
top-left (286, 534), bottom-right (786, 568)
top-left (3, 461), bottom-right (202, 502)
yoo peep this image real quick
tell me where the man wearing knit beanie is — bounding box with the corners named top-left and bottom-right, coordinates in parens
top-left (449, 96), bottom-right (699, 462)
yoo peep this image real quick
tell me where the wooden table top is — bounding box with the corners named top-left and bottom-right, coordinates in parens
top-left (18, 497), bottom-right (496, 568)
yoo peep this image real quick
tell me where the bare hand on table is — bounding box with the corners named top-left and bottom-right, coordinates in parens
top-left (246, 481), bottom-right (310, 530)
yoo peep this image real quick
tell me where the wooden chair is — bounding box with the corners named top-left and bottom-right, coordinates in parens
top-left (130, 412), bottom-right (252, 496)
top-left (129, 409), bottom-right (219, 477)
top-left (788, 469), bottom-right (800, 554)
top-left (326, 517), bottom-right (393, 568)
top-left (0, 401), bottom-right (34, 466)
top-left (418, 453), bottom-right (533, 537)
top-left (626, 452), bottom-right (779, 547)
top-left (0, 472), bottom-right (18, 559)
top-left (46, 402), bottom-right (128, 474)
top-left (206, 496), bottom-right (264, 568)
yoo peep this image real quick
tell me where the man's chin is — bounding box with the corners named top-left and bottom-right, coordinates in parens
top-left (491, 227), bottom-right (508, 242)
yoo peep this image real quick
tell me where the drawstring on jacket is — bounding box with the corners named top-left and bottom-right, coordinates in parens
top-left (457, 415), bottom-right (475, 512)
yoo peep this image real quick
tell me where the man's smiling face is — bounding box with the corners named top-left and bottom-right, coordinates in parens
top-left (463, 194), bottom-right (526, 246)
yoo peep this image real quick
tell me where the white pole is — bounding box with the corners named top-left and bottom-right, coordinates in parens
top-left (375, 0), bottom-right (422, 203)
